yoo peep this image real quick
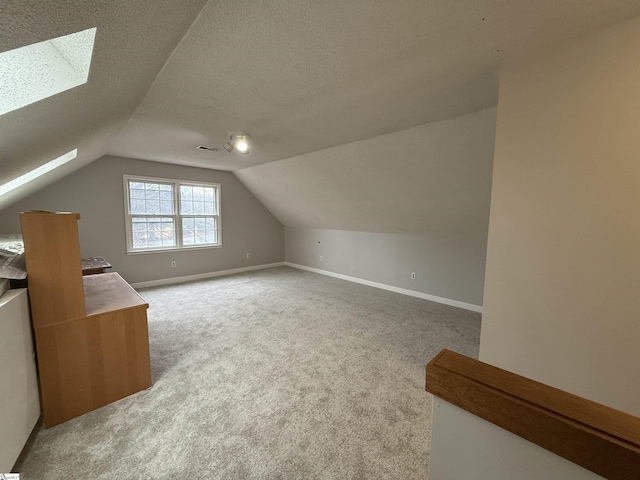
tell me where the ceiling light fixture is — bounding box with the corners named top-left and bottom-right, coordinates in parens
top-left (223, 133), bottom-right (251, 155)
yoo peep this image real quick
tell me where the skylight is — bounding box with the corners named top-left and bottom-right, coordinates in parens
top-left (0, 149), bottom-right (78, 198)
top-left (0, 28), bottom-right (96, 116)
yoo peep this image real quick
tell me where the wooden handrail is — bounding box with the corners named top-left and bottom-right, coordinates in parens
top-left (426, 349), bottom-right (640, 480)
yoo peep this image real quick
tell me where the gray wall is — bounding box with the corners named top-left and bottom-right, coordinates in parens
top-left (0, 155), bottom-right (284, 284)
top-left (430, 14), bottom-right (640, 480)
top-left (285, 228), bottom-right (486, 307)
top-left (237, 108), bottom-right (496, 307)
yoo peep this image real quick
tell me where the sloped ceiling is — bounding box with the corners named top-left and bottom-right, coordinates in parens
top-left (0, 0), bottom-right (208, 208)
top-left (236, 108), bottom-right (497, 235)
top-left (108, 0), bottom-right (640, 171)
top-left (2, 1), bottom-right (640, 213)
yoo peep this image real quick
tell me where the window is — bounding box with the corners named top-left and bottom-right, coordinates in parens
top-left (0, 149), bottom-right (77, 198)
top-left (123, 175), bottom-right (221, 253)
top-left (0, 28), bottom-right (96, 116)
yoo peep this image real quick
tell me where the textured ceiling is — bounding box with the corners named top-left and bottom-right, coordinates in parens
top-left (2, 1), bottom-right (640, 210)
top-left (0, 0), bottom-right (208, 208)
top-left (109, 0), bottom-right (640, 171)
top-left (236, 108), bottom-right (497, 235)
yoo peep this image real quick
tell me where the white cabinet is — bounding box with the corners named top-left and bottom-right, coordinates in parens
top-left (0, 289), bottom-right (40, 472)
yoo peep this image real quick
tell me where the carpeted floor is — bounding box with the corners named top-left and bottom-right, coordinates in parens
top-left (14, 266), bottom-right (481, 479)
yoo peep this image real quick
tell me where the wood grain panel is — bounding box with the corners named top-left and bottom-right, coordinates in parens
top-left (21, 212), bottom-right (152, 427)
top-left (426, 349), bottom-right (640, 480)
top-left (34, 328), bottom-right (64, 426)
top-left (37, 307), bottom-right (152, 427)
top-left (84, 273), bottom-right (147, 316)
top-left (20, 212), bottom-right (86, 328)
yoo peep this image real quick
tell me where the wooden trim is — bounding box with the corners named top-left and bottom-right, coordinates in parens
top-left (426, 349), bottom-right (640, 480)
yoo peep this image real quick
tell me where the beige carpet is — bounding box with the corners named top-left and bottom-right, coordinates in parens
top-left (14, 266), bottom-right (480, 479)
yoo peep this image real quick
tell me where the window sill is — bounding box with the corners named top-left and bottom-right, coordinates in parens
top-left (125, 244), bottom-right (223, 255)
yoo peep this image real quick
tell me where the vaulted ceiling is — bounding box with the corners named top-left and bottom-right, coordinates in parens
top-left (2, 0), bottom-right (640, 211)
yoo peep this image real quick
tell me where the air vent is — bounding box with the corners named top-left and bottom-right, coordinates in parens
top-left (196, 145), bottom-right (217, 152)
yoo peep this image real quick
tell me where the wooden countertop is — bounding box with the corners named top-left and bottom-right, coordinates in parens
top-left (84, 272), bottom-right (147, 317)
top-left (81, 256), bottom-right (112, 271)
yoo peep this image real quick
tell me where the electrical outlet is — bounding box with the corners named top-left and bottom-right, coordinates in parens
top-left (246, 253), bottom-right (251, 259)
top-left (171, 261), bottom-right (176, 268)
top-left (319, 255), bottom-right (323, 262)
top-left (410, 272), bottom-right (416, 280)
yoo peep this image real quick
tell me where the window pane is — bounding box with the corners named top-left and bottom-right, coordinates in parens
top-left (129, 181), bottom-right (174, 215)
top-left (193, 186), bottom-right (204, 202)
top-left (180, 184), bottom-right (216, 216)
top-left (180, 185), bottom-right (192, 201)
top-left (132, 231), bottom-right (147, 248)
top-left (160, 201), bottom-right (173, 215)
top-left (130, 199), bottom-right (146, 214)
top-left (130, 216), bottom-right (175, 249)
top-left (131, 188), bottom-right (145, 199)
top-left (183, 217), bottom-right (194, 245)
top-left (181, 215), bottom-right (217, 246)
top-left (146, 199), bottom-right (160, 214)
top-left (132, 221), bottom-right (147, 232)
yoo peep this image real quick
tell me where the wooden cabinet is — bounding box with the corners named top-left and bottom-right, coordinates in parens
top-left (20, 212), bottom-right (152, 427)
top-left (20, 212), bottom-right (85, 328)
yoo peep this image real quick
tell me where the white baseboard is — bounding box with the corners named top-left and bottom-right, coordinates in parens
top-left (130, 262), bottom-right (285, 289)
top-left (284, 262), bottom-right (483, 313)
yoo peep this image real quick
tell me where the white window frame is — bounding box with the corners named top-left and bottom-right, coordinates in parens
top-left (123, 175), bottom-right (222, 254)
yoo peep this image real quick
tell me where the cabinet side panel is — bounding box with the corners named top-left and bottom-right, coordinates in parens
top-left (39, 308), bottom-right (152, 427)
top-left (35, 327), bottom-right (65, 427)
top-left (20, 213), bottom-right (86, 328)
top-left (100, 308), bottom-right (152, 397)
top-left (55, 320), bottom-right (94, 423)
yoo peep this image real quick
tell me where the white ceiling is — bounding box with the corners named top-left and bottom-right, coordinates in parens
top-left (236, 108), bottom-right (497, 235)
top-left (0, 0), bottom-right (208, 208)
top-left (2, 0), bottom-right (640, 209)
top-left (108, 0), bottom-right (640, 171)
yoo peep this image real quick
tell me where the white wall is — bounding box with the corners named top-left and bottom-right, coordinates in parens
top-left (480, 15), bottom-right (640, 415)
top-left (238, 109), bottom-right (496, 307)
top-left (0, 156), bottom-right (284, 284)
top-left (429, 400), bottom-right (603, 480)
top-left (429, 14), bottom-right (640, 480)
